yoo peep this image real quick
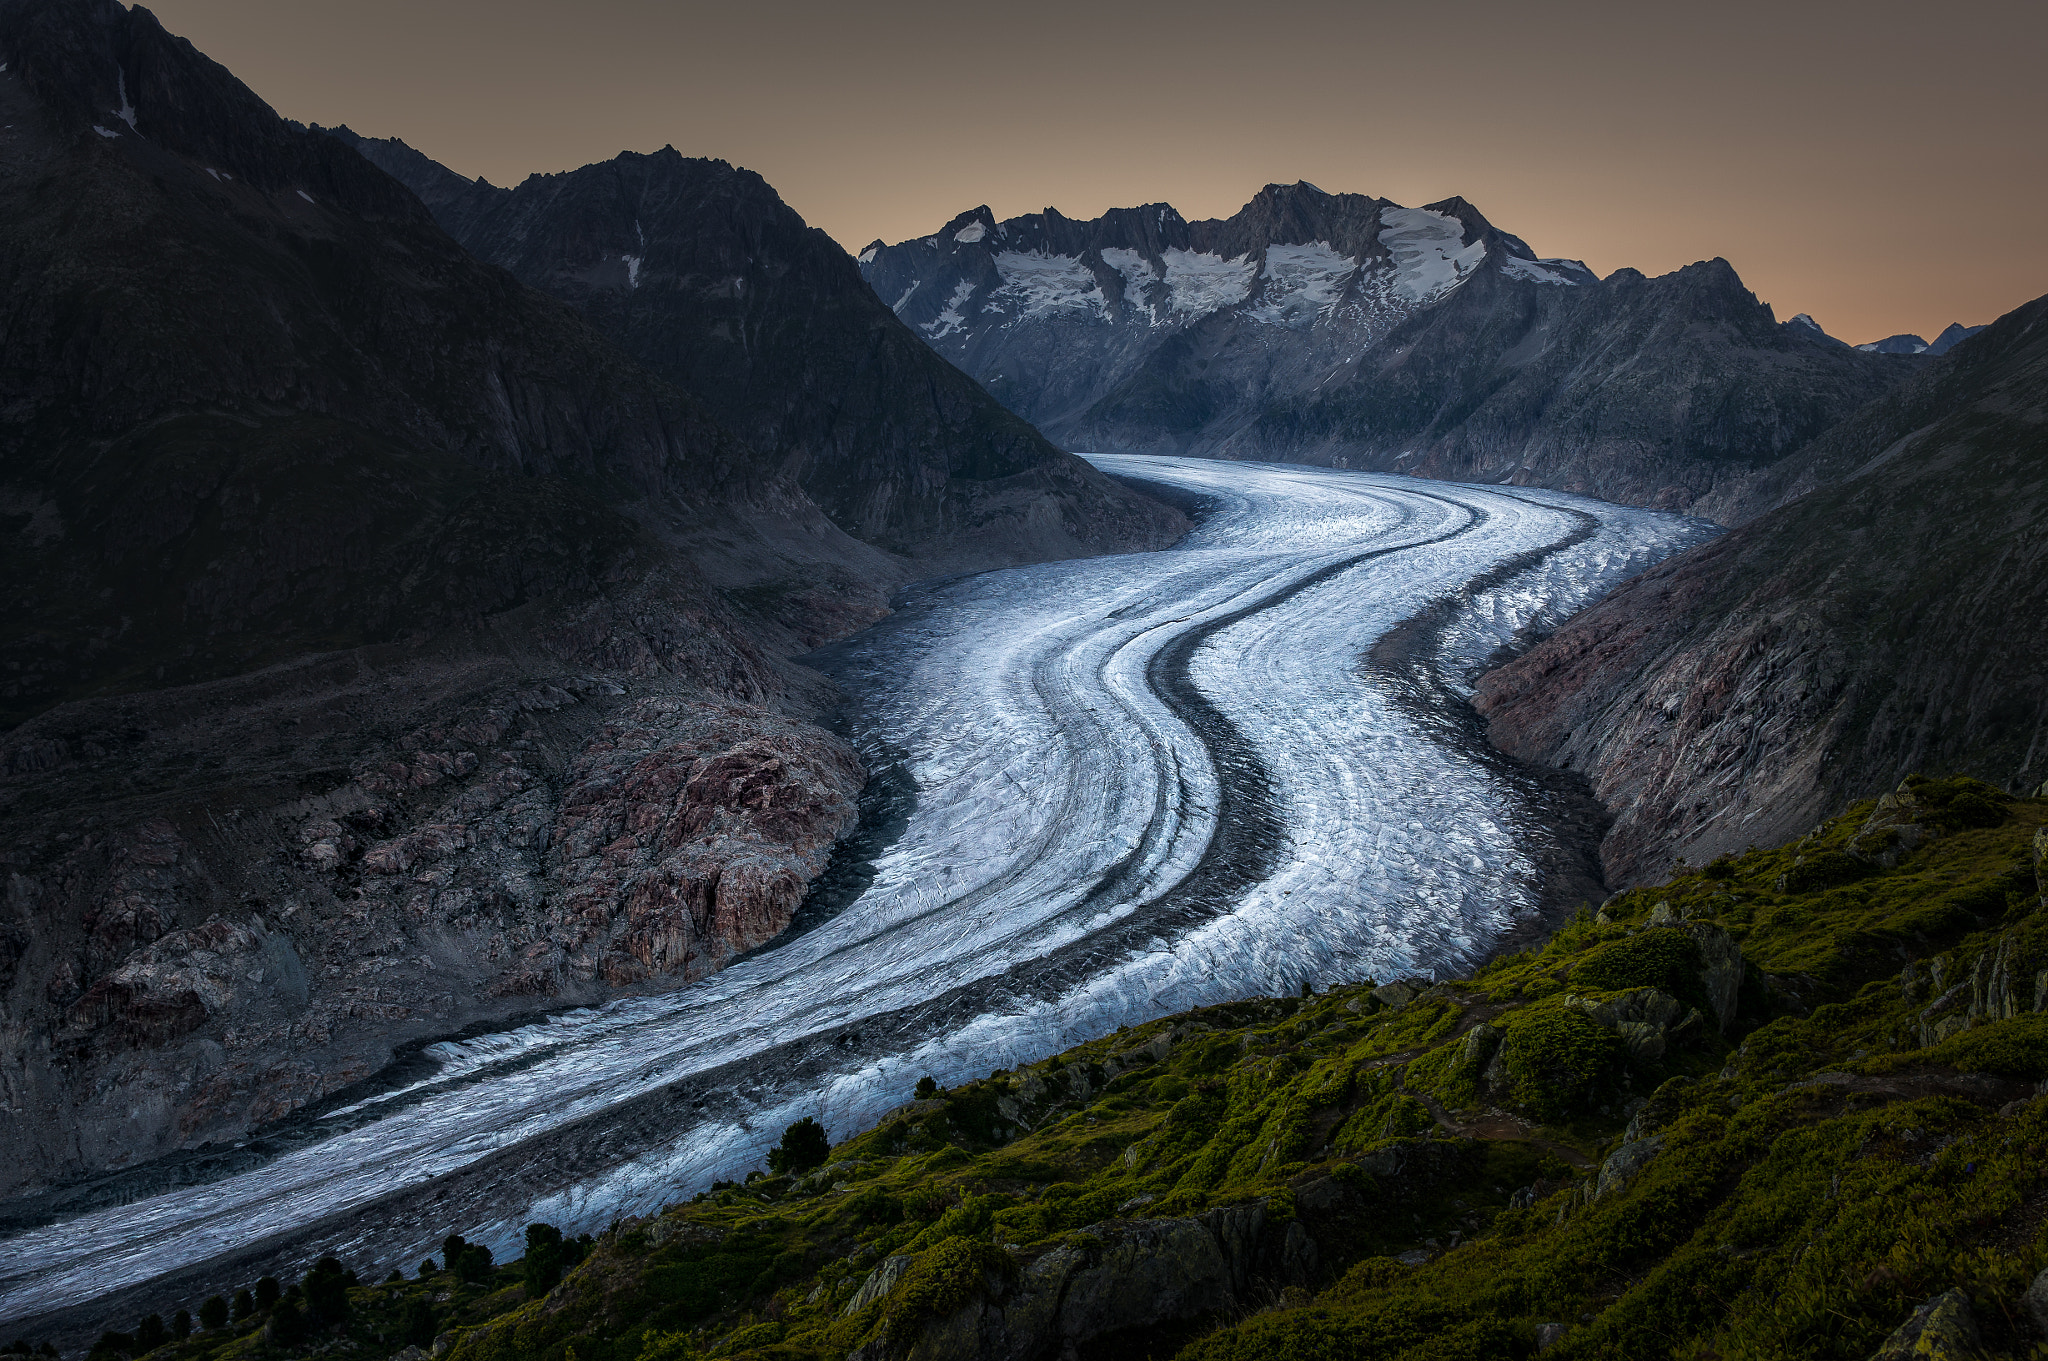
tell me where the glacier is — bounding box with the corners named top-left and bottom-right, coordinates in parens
top-left (0, 456), bottom-right (1717, 1329)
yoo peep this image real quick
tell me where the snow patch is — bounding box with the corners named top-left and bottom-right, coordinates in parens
top-left (953, 221), bottom-right (986, 244)
top-left (988, 251), bottom-right (1106, 324)
top-left (923, 278), bottom-right (977, 339)
top-left (1501, 256), bottom-right (1591, 287)
top-left (1378, 207), bottom-right (1486, 303)
top-left (1248, 241), bottom-right (1359, 326)
top-left (296, 190), bottom-right (315, 204)
top-left (91, 124), bottom-right (120, 139)
top-left (1101, 247), bottom-right (1161, 323)
top-left (624, 255), bottom-right (642, 289)
top-left (857, 246), bottom-right (878, 265)
top-left (1160, 247), bottom-right (1257, 316)
top-left (112, 67), bottom-right (136, 132)
top-left (891, 282), bottom-right (920, 312)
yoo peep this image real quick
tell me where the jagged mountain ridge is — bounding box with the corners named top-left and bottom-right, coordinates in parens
top-left (329, 132), bottom-right (1182, 569)
top-left (1474, 298), bottom-right (2048, 883)
top-left (1857, 322), bottom-right (1989, 357)
top-left (862, 184), bottom-right (1911, 511)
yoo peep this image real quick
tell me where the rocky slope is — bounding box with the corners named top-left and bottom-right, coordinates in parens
top-left (328, 133), bottom-right (1182, 570)
top-left (860, 183), bottom-right (1909, 510)
top-left (0, 0), bottom-right (1172, 1201)
top-left (1474, 294), bottom-right (2048, 885)
top-left (37, 778), bottom-right (2048, 1360)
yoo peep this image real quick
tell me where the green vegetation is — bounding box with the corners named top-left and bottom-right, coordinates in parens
top-left (58, 776), bottom-right (2048, 1361)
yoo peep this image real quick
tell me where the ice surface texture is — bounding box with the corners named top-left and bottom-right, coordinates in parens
top-left (0, 457), bottom-right (1715, 1323)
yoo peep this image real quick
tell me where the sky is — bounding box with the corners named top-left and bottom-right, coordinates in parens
top-left (149, 0), bottom-right (2047, 346)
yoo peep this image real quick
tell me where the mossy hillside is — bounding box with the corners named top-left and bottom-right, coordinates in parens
top-left (61, 776), bottom-right (2048, 1361)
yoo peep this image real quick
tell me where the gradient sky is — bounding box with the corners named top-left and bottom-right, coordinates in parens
top-left (150, 0), bottom-right (2046, 345)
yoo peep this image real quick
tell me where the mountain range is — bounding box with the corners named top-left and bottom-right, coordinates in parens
top-left (1854, 321), bottom-right (1988, 356)
top-left (4, 0), bottom-right (2046, 1328)
top-left (859, 187), bottom-right (1916, 511)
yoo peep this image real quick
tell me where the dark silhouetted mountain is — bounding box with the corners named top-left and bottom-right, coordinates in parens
top-left (0, 0), bottom-right (1177, 1206)
top-left (1927, 322), bottom-right (1988, 356)
top-left (1857, 333), bottom-right (1930, 355)
top-left (330, 132), bottom-right (1182, 568)
top-left (1475, 291), bottom-right (2048, 883)
top-left (860, 183), bottom-right (1910, 511)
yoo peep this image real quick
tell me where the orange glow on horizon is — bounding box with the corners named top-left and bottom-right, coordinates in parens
top-left (145, 0), bottom-right (2048, 347)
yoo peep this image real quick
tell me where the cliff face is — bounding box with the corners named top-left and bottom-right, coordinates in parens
top-left (332, 135), bottom-right (1185, 570)
top-left (1474, 295), bottom-right (2048, 884)
top-left (860, 184), bottom-right (1908, 511)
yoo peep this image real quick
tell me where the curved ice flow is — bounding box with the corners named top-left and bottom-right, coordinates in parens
top-left (0, 456), bottom-right (1717, 1324)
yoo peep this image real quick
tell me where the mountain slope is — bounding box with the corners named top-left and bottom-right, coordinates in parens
top-left (861, 184), bottom-right (1908, 511)
top-left (332, 134), bottom-right (1184, 569)
top-left (0, 0), bottom-right (914, 1199)
top-left (36, 780), bottom-right (2048, 1361)
top-left (1473, 294), bottom-right (2048, 883)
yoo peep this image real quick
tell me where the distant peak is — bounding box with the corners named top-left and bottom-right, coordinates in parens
top-left (1926, 322), bottom-right (1987, 356)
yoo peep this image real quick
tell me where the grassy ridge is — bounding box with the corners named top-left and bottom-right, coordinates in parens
top-left (55, 776), bottom-right (2048, 1361)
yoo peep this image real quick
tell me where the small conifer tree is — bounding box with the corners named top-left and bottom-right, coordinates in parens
top-left (767, 1116), bottom-right (830, 1174)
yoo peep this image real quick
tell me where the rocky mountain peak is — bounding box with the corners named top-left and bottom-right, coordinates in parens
top-left (861, 187), bottom-right (1907, 509)
top-left (0, 0), bottom-right (422, 220)
top-left (1784, 312), bottom-right (1848, 347)
top-left (1926, 321), bottom-right (1988, 356)
top-left (346, 133), bottom-right (1182, 566)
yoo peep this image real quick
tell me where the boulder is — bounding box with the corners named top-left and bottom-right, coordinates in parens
top-left (1372, 981), bottom-right (1422, 1010)
top-left (1680, 922), bottom-right (1746, 1032)
top-left (1594, 1136), bottom-right (1663, 1199)
top-left (860, 1200), bottom-right (1310, 1360)
top-left (1868, 1289), bottom-right (1982, 1359)
top-left (2025, 1266), bottom-right (2048, 1338)
top-left (1849, 783), bottom-right (1930, 869)
top-left (843, 1254), bottom-right (914, 1316)
top-left (1563, 989), bottom-right (1699, 1063)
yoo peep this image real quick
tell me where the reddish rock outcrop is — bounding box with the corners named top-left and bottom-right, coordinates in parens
top-left (0, 670), bottom-right (866, 1197)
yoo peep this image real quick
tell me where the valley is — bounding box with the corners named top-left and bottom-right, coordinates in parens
top-left (0, 457), bottom-right (1711, 1338)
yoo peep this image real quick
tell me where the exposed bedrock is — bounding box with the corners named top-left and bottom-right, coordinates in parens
top-left (1474, 292), bottom-right (2048, 885)
top-left (0, 667), bottom-right (862, 1200)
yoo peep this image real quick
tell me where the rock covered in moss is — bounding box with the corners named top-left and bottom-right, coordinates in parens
top-left (1867, 1289), bottom-right (1982, 1359)
top-left (1593, 1136), bottom-right (1663, 1199)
